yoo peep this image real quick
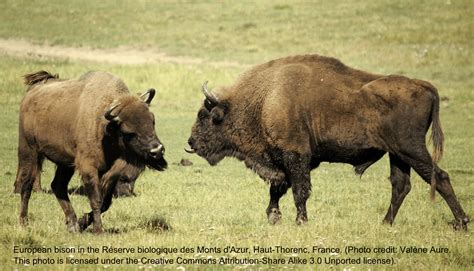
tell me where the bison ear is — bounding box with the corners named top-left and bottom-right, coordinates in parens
top-left (211, 107), bottom-right (225, 124)
top-left (140, 88), bottom-right (156, 105)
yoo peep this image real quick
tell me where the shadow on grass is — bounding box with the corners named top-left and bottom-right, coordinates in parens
top-left (79, 216), bottom-right (172, 235)
top-left (80, 227), bottom-right (128, 235)
top-left (138, 216), bottom-right (172, 233)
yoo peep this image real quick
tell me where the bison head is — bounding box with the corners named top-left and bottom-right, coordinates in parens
top-left (186, 81), bottom-right (233, 165)
top-left (105, 89), bottom-right (167, 171)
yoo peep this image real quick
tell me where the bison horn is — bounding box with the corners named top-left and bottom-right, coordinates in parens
top-left (140, 88), bottom-right (156, 105)
top-left (104, 103), bottom-right (122, 122)
top-left (184, 148), bottom-right (196, 154)
top-left (202, 81), bottom-right (219, 105)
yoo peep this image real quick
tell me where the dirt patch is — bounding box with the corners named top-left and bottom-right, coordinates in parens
top-left (0, 38), bottom-right (246, 68)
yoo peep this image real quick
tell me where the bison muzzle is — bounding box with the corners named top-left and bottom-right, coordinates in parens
top-left (14, 70), bottom-right (167, 233)
top-left (187, 54), bottom-right (469, 230)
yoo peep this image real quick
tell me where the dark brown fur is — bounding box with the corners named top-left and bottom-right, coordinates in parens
top-left (14, 71), bottom-right (167, 233)
top-left (188, 54), bottom-right (469, 229)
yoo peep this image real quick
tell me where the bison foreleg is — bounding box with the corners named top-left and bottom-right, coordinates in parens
top-left (80, 165), bottom-right (103, 234)
top-left (267, 181), bottom-right (291, 224)
top-left (78, 187), bottom-right (115, 232)
top-left (78, 174), bottom-right (119, 232)
top-left (383, 154), bottom-right (411, 225)
top-left (78, 188), bottom-right (115, 233)
top-left (79, 160), bottom-right (137, 232)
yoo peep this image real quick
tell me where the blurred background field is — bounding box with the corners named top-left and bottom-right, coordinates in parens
top-left (0, 1), bottom-right (472, 270)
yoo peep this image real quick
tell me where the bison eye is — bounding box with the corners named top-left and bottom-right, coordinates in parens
top-left (198, 109), bottom-right (208, 120)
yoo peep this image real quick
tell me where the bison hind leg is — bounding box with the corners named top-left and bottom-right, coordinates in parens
top-left (282, 152), bottom-right (312, 225)
top-left (16, 150), bottom-right (43, 226)
top-left (432, 167), bottom-right (469, 230)
top-left (395, 146), bottom-right (469, 230)
top-left (382, 154), bottom-right (411, 225)
top-left (51, 166), bottom-right (79, 232)
top-left (32, 157), bottom-right (44, 192)
top-left (15, 161), bottom-right (43, 193)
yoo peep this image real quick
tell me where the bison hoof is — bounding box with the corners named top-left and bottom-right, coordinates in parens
top-left (267, 208), bottom-right (282, 225)
top-left (67, 222), bottom-right (80, 233)
top-left (295, 216), bottom-right (308, 225)
top-left (450, 218), bottom-right (470, 231)
top-left (19, 216), bottom-right (28, 227)
top-left (93, 226), bottom-right (104, 234)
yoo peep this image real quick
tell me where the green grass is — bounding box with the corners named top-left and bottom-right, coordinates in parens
top-left (0, 0), bottom-right (472, 66)
top-left (0, 1), bottom-right (473, 270)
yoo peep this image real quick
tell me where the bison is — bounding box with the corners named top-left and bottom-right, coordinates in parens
top-left (14, 70), bottom-right (167, 233)
top-left (186, 54), bottom-right (469, 230)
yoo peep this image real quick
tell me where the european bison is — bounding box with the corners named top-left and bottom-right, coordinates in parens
top-left (15, 71), bottom-right (167, 233)
top-left (187, 54), bottom-right (469, 230)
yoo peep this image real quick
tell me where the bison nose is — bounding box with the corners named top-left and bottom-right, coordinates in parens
top-left (150, 144), bottom-right (165, 158)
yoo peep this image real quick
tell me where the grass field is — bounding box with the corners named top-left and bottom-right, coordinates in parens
top-left (0, 1), bottom-right (472, 270)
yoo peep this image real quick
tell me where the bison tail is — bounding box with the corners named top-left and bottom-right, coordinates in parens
top-left (427, 83), bottom-right (444, 201)
top-left (429, 87), bottom-right (444, 164)
top-left (23, 70), bottom-right (59, 88)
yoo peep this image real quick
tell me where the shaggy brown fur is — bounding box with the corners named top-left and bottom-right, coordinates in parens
top-left (14, 70), bottom-right (167, 233)
top-left (188, 54), bottom-right (469, 230)
top-left (15, 95), bottom-right (140, 198)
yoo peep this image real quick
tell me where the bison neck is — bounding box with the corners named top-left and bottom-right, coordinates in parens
top-left (226, 148), bottom-right (286, 184)
top-left (225, 109), bottom-right (286, 184)
top-left (101, 130), bottom-right (144, 171)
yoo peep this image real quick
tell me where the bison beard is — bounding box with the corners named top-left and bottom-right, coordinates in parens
top-left (188, 54), bottom-right (469, 230)
top-left (14, 70), bottom-right (167, 233)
